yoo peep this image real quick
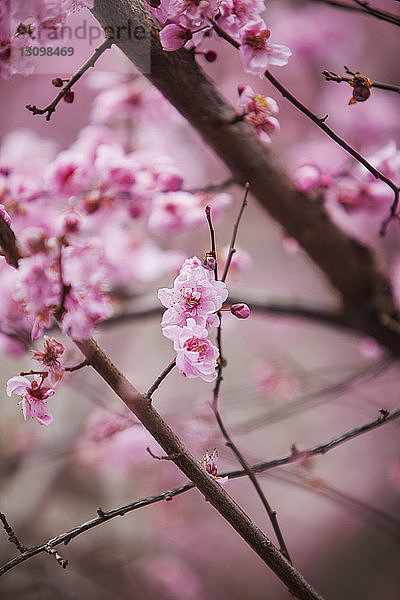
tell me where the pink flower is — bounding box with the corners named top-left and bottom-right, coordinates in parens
top-left (32, 336), bottom-right (65, 384)
top-left (159, 24), bottom-right (192, 51)
top-left (158, 256), bottom-right (228, 328)
top-left (238, 84), bottom-right (280, 143)
top-left (7, 375), bottom-right (55, 425)
top-left (239, 20), bottom-right (291, 76)
top-left (201, 449), bottom-right (228, 485)
top-left (230, 303), bottom-right (250, 319)
top-left (163, 319), bottom-right (219, 381)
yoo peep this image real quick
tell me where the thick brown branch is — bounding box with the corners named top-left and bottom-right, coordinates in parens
top-left (91, 0), bottom-right (400, 355)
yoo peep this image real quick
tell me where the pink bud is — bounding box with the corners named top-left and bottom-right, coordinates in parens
top-left (203, 255), bottom-right (216, 271)
top-left (52, 77), bottom-right (63, 87)
top-left (63, 91), bottom-right (74, 104)
top-left (204, 50), bottom-right (217, 63)
top-left (230, 303), bottom-right (250, 319)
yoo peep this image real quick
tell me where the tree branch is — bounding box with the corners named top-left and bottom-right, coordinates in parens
top-left (91, 0), bottom-right (400, 356)
top-left (1, 406), bottom-right (399, 576)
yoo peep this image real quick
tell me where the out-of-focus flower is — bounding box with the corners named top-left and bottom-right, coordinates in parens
top-left (32, 336), bottom-right (65, 384)
top-left (238, 84), bottom-right (280, 143)
top-left (7, 374), bottom-right (55, 425)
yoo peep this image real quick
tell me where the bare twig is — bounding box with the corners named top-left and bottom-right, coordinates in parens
top-left (221, 182), bottom-right (250, 283)
top-left (145, 358), bottom-right (176, 399)
top-left (1, 406), bottom-right (399, 577)
top-left (306, 0), bottom-right (400, 26)
top-left (26, 37), bottom-right (113, 121)
top-left (0, 513), bottom-right (27, 553)
top-left (184, 177), bottom-right (236, 194)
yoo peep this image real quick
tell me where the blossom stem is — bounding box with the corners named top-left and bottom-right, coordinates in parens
top-left (145, 358), bottom-right (176, 399)
top-left (322, 69), bottom-right (400, 94)
top-left (221, 183), bottom-right (250, 283)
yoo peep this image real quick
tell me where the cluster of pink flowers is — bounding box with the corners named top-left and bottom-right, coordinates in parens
top-left (150, 0), bottom-right (291, 76)
top-left (0, 0), bottom-right (93, 79)
top-left (293, 141), bottom-right (400, 244)
top-left (237, 84), bottom-right (280, 143)
top-left (159, 257), bottom-right (228, 381)
top-left (201, 449), bottom-right (228, 485)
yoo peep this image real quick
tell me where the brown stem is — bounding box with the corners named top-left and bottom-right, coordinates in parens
top-left (221, 183), bottom-right (249, 283)
top-left (307, 0), bottom-right (400, 26)
top-left (26, 37), bottom-right (113, 121)
top-left (145, 358), bottom-right (176, 398)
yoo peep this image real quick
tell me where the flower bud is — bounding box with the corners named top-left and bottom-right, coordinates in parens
top-left (147, 0), bottom-right (161, 6)
top-left (63, 91), bottom-right (74, 104)
top-left (52, 77), bottom-right (63, 87)
top-left (230, 303), bottom-right (250, 319)
top-left (203, 254), bottom-right (216, 271)
top-left (204, 50), bottom-right (217, 63)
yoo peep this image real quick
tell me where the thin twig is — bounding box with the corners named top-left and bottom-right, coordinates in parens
top-left (207, 202), bottom-right (292, 562)
top-left (65, 360), bottom-right (89, 373)
top-left (205, 205), bottom-right (218, 280)
top-left (184, 177), bottom-right (236, 194)
top-left (0, 513), bottom-right (27, 553)
top-left (210, 20), bottom-right (400, 235)
top-left (307, 0), bottom-right (400, 26)
top-left (221, 182), bottom-right (250, 283)
top-left (145, 358), bottom-right (176, 398)
top-left (26, 37), bottom-right (113, 121)
top-left (1, 406), bottom-right (399, 577)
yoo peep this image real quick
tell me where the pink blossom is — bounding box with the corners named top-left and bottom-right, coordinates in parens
top-left (163, 319), bottom-right (219, 381)
top-left (239, 20), bottom-right (291, 76)
top-left (7, 375), bottom-right (55, 425)
top-left (158, 257), bottom-right (228, 328)
top-left (32, 336), bottom-right (65, 384)
top-left (219, 0), bottom-right (266, 36)
top-left (201, 449), bottom-right (228, 485)
top-left (45, 151), bottom-right (89, 197)
top-left (238, 84), bottom-right (280, 143)
top-left (159, 24), bottom-right (192, 51)
top-left (230, 303), bottom-right (250, 319)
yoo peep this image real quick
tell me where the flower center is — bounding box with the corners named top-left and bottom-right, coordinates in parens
top-left (184, 336), bottom-right (209, 360)
top-left (245, 29), bottom-right (270, 51)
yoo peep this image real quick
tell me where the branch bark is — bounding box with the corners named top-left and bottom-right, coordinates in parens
top-left (73, 337), bottom-right (324, 600)
top-left (91, 0), bottom-right (400, 354)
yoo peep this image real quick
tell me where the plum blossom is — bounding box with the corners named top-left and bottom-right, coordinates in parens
top-left (237, 84), bottom-right (280, 143)
top-left (219, 0), bottom-right (266, 36)
top-left (201, 449), bottom-right (228, 485)
top-left (32, 336), bottom-right (65, 384)
top-left (239, 19), bottom-right (291, 76)
top-left (158, 256), bottom-right (228, 329)
top-left (7, 375), bottom-right (55, 425)
top-left (163, 319), bottom-right (219, 381)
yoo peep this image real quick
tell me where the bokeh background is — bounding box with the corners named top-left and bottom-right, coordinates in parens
top-left (1, 1), bottom-right (400, 599)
